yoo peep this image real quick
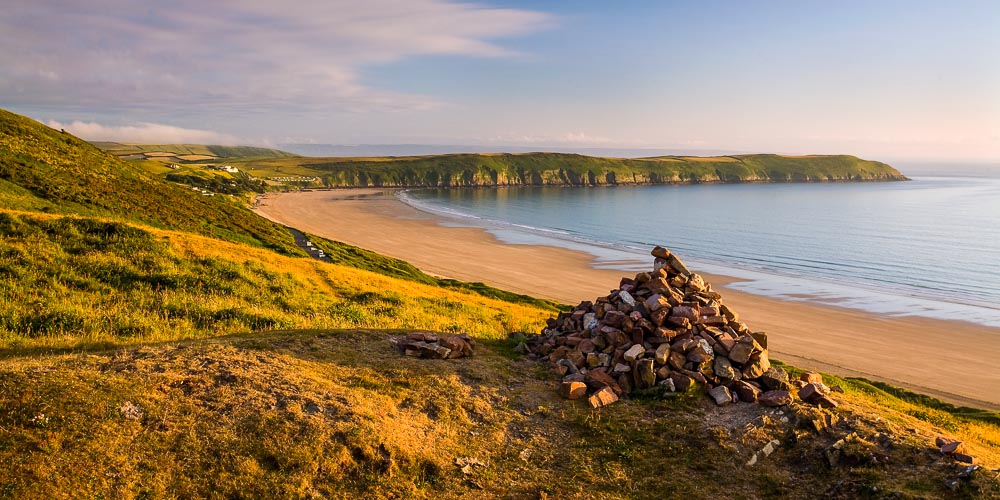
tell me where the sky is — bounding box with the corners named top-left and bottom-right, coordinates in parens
top-left (2, 0), bottom-right (999, 161)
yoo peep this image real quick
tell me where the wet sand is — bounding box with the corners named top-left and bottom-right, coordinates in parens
top-left (255, 189), bottom-right (1000, 410)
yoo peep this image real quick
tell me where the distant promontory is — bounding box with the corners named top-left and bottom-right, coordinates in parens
top-left (259, 152), bottom-right (908, 188)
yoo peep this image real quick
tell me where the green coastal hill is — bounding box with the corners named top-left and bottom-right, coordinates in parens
top-left (0, 108), bottom-right (997, 498)
top-left (93, 142), bottom-right (298, 162)
top-left (231, 151), bottom-right (908, 189)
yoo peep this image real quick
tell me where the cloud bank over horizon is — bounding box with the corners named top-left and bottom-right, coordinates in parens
top-left (2, 1), bottom-right (998, 161)
top-left (46, 120), bottom-right (242, 145)
top-left (2, 0), bottom-right (551, 114)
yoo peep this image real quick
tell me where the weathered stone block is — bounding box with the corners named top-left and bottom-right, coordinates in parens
top-left (588, 386), bottom-right (619, 408)
top-left (560, 381), bottom-right (588, 400)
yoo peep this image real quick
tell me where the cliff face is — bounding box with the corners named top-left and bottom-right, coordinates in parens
top-left (305, 153), bottom-right (909, 188)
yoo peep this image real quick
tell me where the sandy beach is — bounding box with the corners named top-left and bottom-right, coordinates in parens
top-left (256, 189), bottom-right (1000, 410)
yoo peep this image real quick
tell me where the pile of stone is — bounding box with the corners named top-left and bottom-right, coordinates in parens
top-left (395, 332), bottom-right (475, 359)
top-left (526, 246), bottom-right (838, 410)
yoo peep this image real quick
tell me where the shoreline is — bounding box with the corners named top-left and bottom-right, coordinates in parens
top-left (255, 189), bottom-right (1000, 411)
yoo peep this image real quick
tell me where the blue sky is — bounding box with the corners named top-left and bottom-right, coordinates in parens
top-left (3, 1), bottom-right (998, 161)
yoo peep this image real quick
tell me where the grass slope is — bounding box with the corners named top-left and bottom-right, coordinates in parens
top-left (1, 108), bottom-right (997, 498)
top-left (0, 211), bottom-right (551, 351)
top-left (0, 330), bottom-right (997, 499)
top-left (235, 152), bottom-right (908, 188)
top-left (93, 142), bottom-right (298, 159)
top-left (0, 109), bottom-right (301, 255)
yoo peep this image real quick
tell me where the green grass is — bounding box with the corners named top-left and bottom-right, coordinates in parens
top-left (0, 109), bottom-right (302, 255)
top-left (92, 142), bottom-right (298, 159)
top-left (304, 232), bottom-right (566, 311)
top-left (0, 212), bottom-right (552, 351)
top-left (2, 107), bottom-right (998, 499)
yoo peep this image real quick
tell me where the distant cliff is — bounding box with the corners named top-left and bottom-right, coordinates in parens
top-left (297, 153), bottom-right (908, 188)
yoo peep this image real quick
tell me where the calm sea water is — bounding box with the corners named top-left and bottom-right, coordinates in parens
top-left (400, 170), bottom-right (1000, 327)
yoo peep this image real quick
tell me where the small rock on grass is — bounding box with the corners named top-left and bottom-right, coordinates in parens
top-left (588, 386), bottom-right (619, 408)
top-left (560, 381), bottom-right (588, 400)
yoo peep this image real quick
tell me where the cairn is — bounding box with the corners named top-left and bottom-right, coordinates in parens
top-left (526, 246), bottom-right (836, 409)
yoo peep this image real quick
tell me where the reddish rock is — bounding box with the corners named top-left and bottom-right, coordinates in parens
top-left (650, 308), bottom-right (669, 327)
top-left (651, 246), bottom-right (671, 259)
top-left (680, 369), bottom-right (708, 386)
top-left (646, 277), bottom-right (671, 293)
top-left (603, 310), bottom-right (627, 328)
top-left (645, 294), bottom-right (670, 311)
top-left (935, 436), bottom-right (955, 447)
top-left (668, 351), bottom-right (687, 371)
top-left (735, 380), bottom-right (761, 402)
top-left (584, 369), bottom-right (621, 395)
top-left (798, 382), bottom-right (830, 402)
top-left (671, 305), bottom-right (700, 320)
top-left (578, 339), bottom-right (596, 354)
top-left (654, 343), bottom-right (671, 365)
top-left (670, 372), bottom-right (693, 392)
top-left (699, 315), bottom-right (726, 325)
top-left (667, 316), bottom-right (691, 329)
top-left (652, 327), bottom-right (677, 340)
top-left (623, 344), bottom-right (645, 362)
top-left (713, 356), bottom-right (739, 381)
top-left (588, 386), bottom-right (619, 408)
top-left (800, 371), bottom-right (823, 384)
top-left (666, 253), bottom-right (691, 276)
top-left (758, 390), bottom-right (793, 407)
top-left (698, 306), bottom-right (720, 317)
top-left (438, 334), bottom-right (466, 352)
top-left (709, 385), bottom-right (733, 406)
top-left (720, 304), bottom-right (739, 321)
top-left (741, 351), bottom-right (771, 379)
top-left (727, 336), bottom-right (760, 365)
top-left (940, 440), bottom-right (963, 455)
top-left (686, 274), bottom-right (706, 292)
top-left (636, 359), bottom-right (656, 389)
top-left (686, 347), bottom-right (712, 364)
top-left (717, 336), bottom-right (736, 352)
top-left (560, 381), bottom-right (588, 400)
top-left (760, 367), bottom-right (791, 391)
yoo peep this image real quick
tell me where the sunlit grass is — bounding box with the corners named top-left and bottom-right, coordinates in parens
top-left (0, 211), bottom-right (551, 351)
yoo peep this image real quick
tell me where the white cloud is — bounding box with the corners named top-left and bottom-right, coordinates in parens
top-left (486, 132), bottom-right (640, 147)
top-left (1, 1), bottom-right (552, 114)
top-left (47, 120), bottom-right (241, 145)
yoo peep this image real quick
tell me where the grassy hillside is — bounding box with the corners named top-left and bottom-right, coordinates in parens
top-left (1, 330), bottom-right (998, 499)
top-left (93, 142), bottom-right (298, 161)
top-left (1, 108), bottom-right (997, 498)
top-left (233, 152), bottom-right (908, 188)
top-left (0, 109), bottom-right (300, 255)
top-left (0, 211), bottom-right (553, 351)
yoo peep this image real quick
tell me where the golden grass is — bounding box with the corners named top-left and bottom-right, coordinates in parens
top-left (0, 210), bottom-right (551, 352)
top-left (0, 330), bottom-right (996, 499)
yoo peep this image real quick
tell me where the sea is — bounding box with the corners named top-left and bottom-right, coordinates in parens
top-left (398, 163), bottom-right (1000, 327)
